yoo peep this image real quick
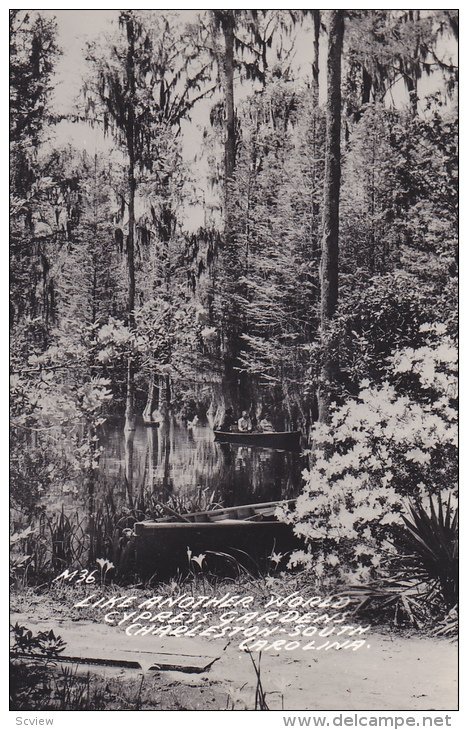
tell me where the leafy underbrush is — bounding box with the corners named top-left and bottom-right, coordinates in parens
top-left (10, 487), bottom-right (225, 587)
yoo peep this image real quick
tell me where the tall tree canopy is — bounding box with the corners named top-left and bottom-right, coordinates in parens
top-left (10, 9), bottom-right (457, 515)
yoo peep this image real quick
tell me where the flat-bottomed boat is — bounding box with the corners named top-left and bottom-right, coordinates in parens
top-left (213, 430), bottom-right (301, 451)
top-left (134, 499), bottom-right (300, 576)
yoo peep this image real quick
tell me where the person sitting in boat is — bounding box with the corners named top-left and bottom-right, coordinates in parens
top-left (249, 407), bottom-right (258, 430)
top-left (220, 407), bottom-right (236, 432)
top-left (238, 411), bottom-right (252, 432)
top-left (258, 414), bottom-right (274, 432)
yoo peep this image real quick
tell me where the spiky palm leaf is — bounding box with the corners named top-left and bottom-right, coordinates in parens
top-left (400, 494), bottom-right (458, 608)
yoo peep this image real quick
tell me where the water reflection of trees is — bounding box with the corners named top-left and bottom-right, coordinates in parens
top-left (99, 419), bottom-right (304, 509)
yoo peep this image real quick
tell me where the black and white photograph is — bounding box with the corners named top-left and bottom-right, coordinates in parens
top-left (9, 6), bottom-right (459, 716)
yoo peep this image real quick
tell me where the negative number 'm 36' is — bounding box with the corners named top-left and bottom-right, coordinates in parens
top-left (52, 568), bottom-right (97, 584)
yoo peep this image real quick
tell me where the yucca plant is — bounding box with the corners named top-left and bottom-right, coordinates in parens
top-left (340, 494), bottom-right (458, 627)
top-left (432, 605), bottom-right (458, 641)
top-left (399, 493), bottom-right (458, 609)
top-left (336, 580), bottom-right (433, 628)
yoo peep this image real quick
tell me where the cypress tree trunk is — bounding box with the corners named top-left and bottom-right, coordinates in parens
top-left (223, 11), bottom-right (236, 195)
top-left (312, 10), bottom-right (320, 108)
top-left (308, 9), bottom-right (322, 432)
top-left (311, 9), bottom-right (321, 225)
top-left (362, 67), bottom-right (372, 106)
top-left (220, 10), bottom-right (239, 410)
top-left (407, 10), bottom-right (420, 117)
top-left (164, 373), bottom-right (171, 415)
top-left (143, 373), bottom-right (155, 423)
top-left (124, 427), bottom-right (135, 498)
top-left (318, 10), bottom-right (344, 424)
top-left (124, 13), bottom-right (136, 432)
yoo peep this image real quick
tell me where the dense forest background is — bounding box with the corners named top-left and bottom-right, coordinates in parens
top-left (10, 10), bottom-right (457, 558)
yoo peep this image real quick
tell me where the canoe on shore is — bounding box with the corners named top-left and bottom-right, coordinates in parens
top-left (214, 429), bottom-right (301, 450)
top-left (140, 498), bottom-right (297, 524)
top-left (133, 499), bottom-right (300, 576)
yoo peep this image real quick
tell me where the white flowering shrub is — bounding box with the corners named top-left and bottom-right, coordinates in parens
top-left (279, 325), bottom-right (457, 582)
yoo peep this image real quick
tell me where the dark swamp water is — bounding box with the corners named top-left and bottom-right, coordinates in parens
top-left (98, 418), bottom-right (305, 510)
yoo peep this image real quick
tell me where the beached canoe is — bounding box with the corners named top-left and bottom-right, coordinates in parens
top-left (214, 429), bottom-right (301, 450)
top-left (133, 499), bottom-right (300, 576)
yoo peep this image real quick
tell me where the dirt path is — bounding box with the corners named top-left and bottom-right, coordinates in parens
top-left (10, 611), bottom-right (457, 711)
top-left (209, 632), bottom-right (457, 711)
